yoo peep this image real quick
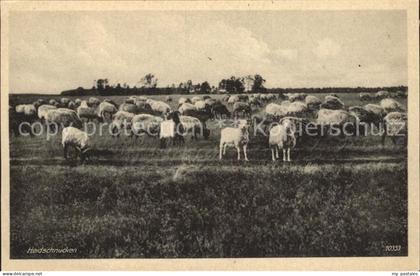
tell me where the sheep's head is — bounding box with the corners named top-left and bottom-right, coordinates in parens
top-left (281, 118), bottom-right (296, 135)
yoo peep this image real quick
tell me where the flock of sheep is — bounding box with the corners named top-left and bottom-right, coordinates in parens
top-left (10, 89), bottom-right (407, 163)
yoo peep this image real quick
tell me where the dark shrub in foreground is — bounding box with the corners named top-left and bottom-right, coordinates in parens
top-left (10, 162), bottom-right (407, 258)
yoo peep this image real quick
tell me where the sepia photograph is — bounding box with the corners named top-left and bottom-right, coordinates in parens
top-left (1, 0), bottom-right (419, 271)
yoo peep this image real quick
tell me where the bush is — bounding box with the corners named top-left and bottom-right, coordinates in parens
top-left (10, 162), bottom-right (407, 258)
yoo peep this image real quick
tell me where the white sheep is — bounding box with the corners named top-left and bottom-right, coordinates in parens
top-left (15, 104), bottom-right (36, 116)
top-left (97, 101), bottom-right (118, 121)
top-left (77, 100), bottom-right (98, 121)
top-left (37, 104), bottom-right (57, 121)
top-left (194, 100), bottom-right (207, 110)
top-left (179, 103), bottom-right (196, 114)
top-left (191, 96), bottom-right (204, 104)
top-left (146, 99), bottom-right (171, 115)
top-left (178, 97), bottom-right (190, 106)
top-left (268, 118), bottom-right (296, 162)
top-left (62, 126), bottom-right (91, 161)
top-left (380, 98), bottom-right (404, 113)
top-left (111, 111), bottom-right (135, 136)
top-left (265, 103), bottom-right (287, 117)
top-left (131, 114), bottom-right (163, 137)
top-left (219, 119), bottom-right (249, 161)
top-left (179, 115), bottom-right (209, 140)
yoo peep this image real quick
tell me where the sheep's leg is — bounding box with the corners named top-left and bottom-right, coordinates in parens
top-left (283, 149), bottom-right (286, 162)
top-left (287, 148), bottom-right (291, 162)
top-left (275, 146), bottom-right (279, 158)
top-left (236, 146), bottom-right (241, 160)
top-left (63, 143), bottom-right (69, 159)
top-left (381, 126), bottom-right (387, 146)
top-left (219, 143), bottom-right (224, 160)
top-left (271, 147), bottom-right (275, 161)
top-left (243, 145), bottom-right (248, 161)
top-left (223, 144), bottom-right (227, 155)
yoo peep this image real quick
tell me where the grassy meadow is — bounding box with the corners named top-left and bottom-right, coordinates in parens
top-left (9, 92), bottom-right (408, 258)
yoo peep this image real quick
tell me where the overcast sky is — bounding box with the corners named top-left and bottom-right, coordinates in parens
top-left (9, 10), bottom-right (407, 94)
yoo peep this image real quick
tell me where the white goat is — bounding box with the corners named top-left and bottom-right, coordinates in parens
top-left (268, 118), bottom-right (296, 162)
top-left (219, 119), bottom-right (249, 161)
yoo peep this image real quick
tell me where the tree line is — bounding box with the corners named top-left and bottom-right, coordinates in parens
top-left (61, 73), bottom-right (407, 96)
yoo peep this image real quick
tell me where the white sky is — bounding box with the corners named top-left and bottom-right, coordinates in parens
top-left (9, 10), bottom-right (407, 94)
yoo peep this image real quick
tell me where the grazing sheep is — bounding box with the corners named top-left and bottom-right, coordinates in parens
top-left (269, 117), bottom-right (297, 162)
top-left (265, 103), bottom-right (287, 118)
top-left (74, 98), bottom-right (82, 106)
top-left (62, 126), bottom-right (92, 162)
top-left (194, 100), bottom-right (208, 111)
top-left (375, 90), bottom-right (390, 99)
top-left (232, 101), bottom-right (252, 118)
top-left (181, 108), bottom-right (213, 124)
top-left (227, 95), bottom-right (240, 105)
top-left (395, 90), bottom-right (407, 99)
top-left (204, 98), bottom-right (217, 107)
top-left (212, 102), bottom-right (231, 119)
top-left (119, 103), bottom-right (138, 114)
top-left (252, 114), bottom-right (278, 137)
top-left (49, 99), bottom-right (60, 107)
top-left (137, 96), bottom-right (148, 102)
top-left (67, 101), bottom-right (76, 110)
top-left (127, 96), bottom-right (137, 102)
top-left (349, 105), bottom-right (383, 130)
top-left (134, 101), bottom-right (154, 114)
top-left (178, 97), bottom-right (191, 106)
top-left (179, 115), bottom-right (210, 140)
top-left (286, 101), bottom-right (308, 117)
top-left (219, 119), bottom-right (249, 161)
top-left (321, 96), bottom-right (345, 110)
top-left (38, 104), bottom-right (57, 121)
top-left (33, 99), bottom-right (45, 109)
top-left (317, 109), bottom-right (359, 125)
top-left (316, 108), bottom-right (360, 136)
top-left (15, 104), bottom-right (36, 117)
top-left (46, 108), bottom-right (83, 130)
top-left (305, 95), bottom-right (322, 111)
top-left (266, 93), bottom-right (276, 101)
top-left (364, 104), bottom-right (385, 117)
top-left (88, 97), bottom-right (101, 107)
top-left (179, 103), bottom-right (196, 114)
top-left (147, 99), bottom-right (171, 115)
top-left (125, 98), bottom-right (135, 104)
top-left (249, 97), bottom-right (262, 108)
top-left (111, 111), bottom-right (135, 136)
top-left (97, 101), bottom-right (118, 121)
top-left (222, 95), bottom-right (230, 102)
top-left (382, 112), bottom-right (407, 146)
top-left (288, 93), bottom-right (307, 102)
top-left (131, 114), bottom-right (163, 137)
top-left (103, 98), bottom-right (119, 108)
top-left (77, 101), bottom-right (100, 122)
top-left (360, 93), bottom-right (373, 101)
top-left (15, 104), bottom-right (38, 128)
top-left (327, 93), bottom-right (339, 98)
top-left (380, 98), bottom-right (405, 113)
top-left (191, 96), bottom-right (204, 104)
top-left (60, 97), bottom-right (70, 106)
